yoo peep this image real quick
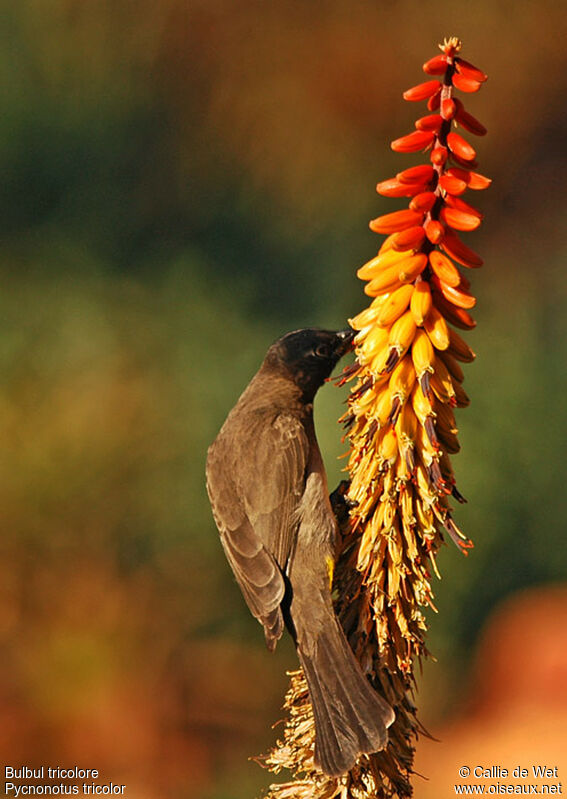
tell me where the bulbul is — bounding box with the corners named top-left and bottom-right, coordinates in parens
top-left (206, 328), bottom-right (394, 776)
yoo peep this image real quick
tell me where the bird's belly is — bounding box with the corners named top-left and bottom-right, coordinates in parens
top-left (282, 463), bottom-right (342, 654)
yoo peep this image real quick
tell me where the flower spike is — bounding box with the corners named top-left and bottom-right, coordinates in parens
top-left (263, 38), bottom-right (489, 799)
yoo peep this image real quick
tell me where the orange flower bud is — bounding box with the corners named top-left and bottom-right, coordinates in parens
top-left (441, 230), bottom-right (483, 268)
top-left (391, 130), bottom-right (435, 153)
top-left (422, 54), bottom-right (448, 75)
top-left (423, 305), bottom-right (450, 350)
top-left (378, 233), bottom-right (397, 253)
top-left (357, 250), bottom-right (406, 280)
top-left (447, 132), bottom-right (476, 162)
top-left (403, 80), bottom-right (441, 101)
top-left (398, 253), bottom-right (428, 282)
top-left (433, 291), bottom-right (477, 330)
top-left (392, 225), bottom-right (427, 250)
top-left (431, 275), bottom-right (476, 309)
top-left (424, 219), bottom-right (445, 244)
top-left (440, 206), bottom-right (481, 232)
top-left (429, 251), bottom-right (461, 287)
top-left (369, 209), bottom-right (424, 234)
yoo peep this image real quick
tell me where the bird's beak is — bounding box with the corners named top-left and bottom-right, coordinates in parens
top-left (334, 327), bottom-right (355, 356)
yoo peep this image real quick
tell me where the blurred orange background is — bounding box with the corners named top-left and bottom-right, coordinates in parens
top-left (1, 2), bottom-right (566, 797)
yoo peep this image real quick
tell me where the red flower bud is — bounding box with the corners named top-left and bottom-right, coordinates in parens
top-left (450, 153), bottom-right (479, 170)
top-left (446, 167), bottom-right (491, 190)
top-left (453, 73), bottom-right (482, 93)
top-left (431, 146), bottom-right (448, 165)
top-left (409, 192), bottom-right (436, 212)
top-left (427, 90), bottom-right (441, 111)
top-left (415, 114), bottom-right (443, 132)
top-left (391, 130), bottom-right (435, 153)
top-left (403, 80), bottom-right (441, 101)
top-left (422, 54), bottom-right (448, 75)
top-left (441, 98), bottom-right (457, 120)
top-left (376, 179), bottom-right (420, 198)
top-left (439, 173), bottom-right (467, 195)
top-left (445, 195), bottom-right (483, 219)
top-left (466, 171), bottom-right (492, 190)
top-left (454, 103), bottom-right (487, 136)
top-left (455, 58), bottom-right (488, 83)
top-left (447, 132), bottom-right (476, 162)
top-left (397, 165), bottom-right (436, 184)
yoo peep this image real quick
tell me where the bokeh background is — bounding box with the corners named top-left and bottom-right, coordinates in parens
top-left (2, 2), bottom-right (567, 797)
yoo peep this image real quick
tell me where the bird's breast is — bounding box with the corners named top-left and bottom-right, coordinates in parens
top-left (294, 470), bottom-right (338, 559)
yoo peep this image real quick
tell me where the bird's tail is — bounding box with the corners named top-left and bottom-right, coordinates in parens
top-left (297, 618), bottom-right (395, 776)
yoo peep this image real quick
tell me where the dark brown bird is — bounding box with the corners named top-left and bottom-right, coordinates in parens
top-left (206, 328), bottom-right (394, 776)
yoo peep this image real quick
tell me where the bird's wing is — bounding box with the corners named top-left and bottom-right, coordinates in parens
top-left (206, 411), bottom-right (309, 647)
top-left (240, 412), bottom-right (309, 564)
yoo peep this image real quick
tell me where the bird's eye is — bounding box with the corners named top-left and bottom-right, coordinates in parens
top-left (315, 344), bottom-right (331, 358)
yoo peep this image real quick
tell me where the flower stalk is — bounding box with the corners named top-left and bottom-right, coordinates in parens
top-left (262, 37), bottom-right (489, 798)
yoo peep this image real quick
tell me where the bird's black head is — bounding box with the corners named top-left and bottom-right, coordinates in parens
top-left (265, 327), bottom-right (354, 401)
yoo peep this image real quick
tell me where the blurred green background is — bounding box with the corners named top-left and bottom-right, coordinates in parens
top-left (1, 2), bottom-right (567, 797)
